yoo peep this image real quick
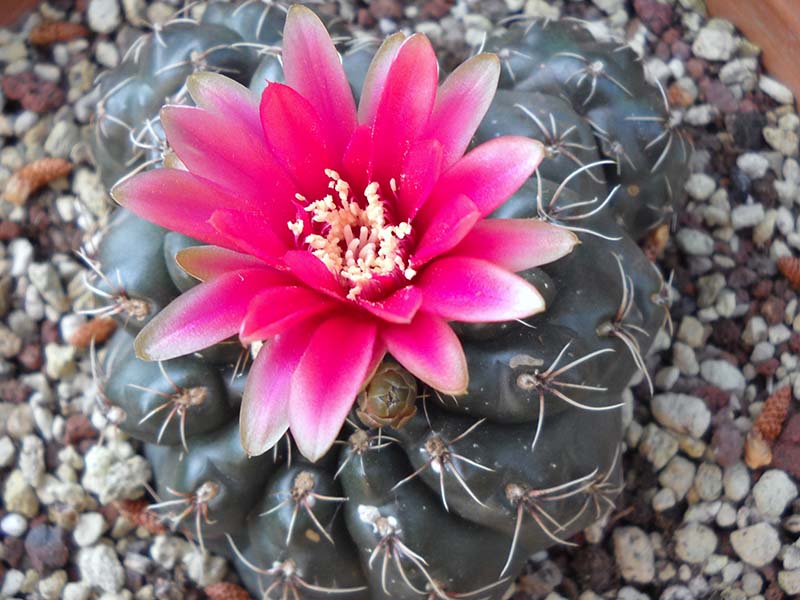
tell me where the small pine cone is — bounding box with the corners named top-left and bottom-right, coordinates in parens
top-left (115, 499), bottom-right (168, 535)
top-left (204, 583), bottom-right (251, 600)
top-left (67, 317), bottom-right (117, 349)
top-left (30, 21), bottom-right (90, 45)
top-left (777, 256), bottom-right (800, 289)
top-left (753, 386), bottom-right (791, 442)
top-left (3, 158), bottom-right (72, 206)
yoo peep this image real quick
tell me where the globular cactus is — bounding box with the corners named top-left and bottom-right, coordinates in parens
top-left (86, 2), bottom-right (687, 598)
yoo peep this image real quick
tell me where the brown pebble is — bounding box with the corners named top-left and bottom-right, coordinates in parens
top-left (711, 420), bottom-right (744, 467)
top-left (0, 380), bottom-right (32, 404)
top-left (17, 343), bottom-right (42, 371)
top-left (62, 413), bottom-right (97, 445)
top-left (760, 296), bottom-right (785, 325)
top-left (67, 317), bottom-right (117, 349)
top-left (29, 21), bottom-right (89, 45)
top-left (633, 0), bottom-right (673, 34)
top-left (204, 583), bottom-right (251, 600)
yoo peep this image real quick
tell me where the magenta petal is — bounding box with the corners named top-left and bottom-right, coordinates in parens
top-left (452, 219), bottom-right (579, 271)
top-left (396, 139), bottom-right (443, 220)
top-left (382, 311), bottom-right (468, 394)
top-left (186, 72), bottom-right (261, 136)
top-left (282, 5), bottom-right (357, 155)
top-left (240, 321), bottom-right (319, 456)
top-left (429, 136), bottom-right (545, 217)
top-left (161, 105), bottom-right (295, 221)
top-left (282, 251), bottom-right (345, 299)
top-left (209, 209), bottom-right (290, 264)
top-left (289, 316), bottom-right (378, 461)
top-left (357, 32), bottom-right (405, 125)
top-left (417, 257), bottom-right (545, 322)
top-left (371, 34), bottom-right (439, 184)
top-left (134, 269), bottom-right (283, 361)
top-left (356, 286), bottom-right (423, 324)
top-left (260, 83), bottom-right (335, 197)
top-left (341, 124), bottom-right (375, 195)
top-left (424, 53), bottom-right (500, 169)
top-left (112, 169), bottom-right (246, 249)
top-left (411, 194), bottom-right (481, 267)
top-left (240, 286), bottom-right (335, 343)
top-left (175, 246), bottom-right (267, 281)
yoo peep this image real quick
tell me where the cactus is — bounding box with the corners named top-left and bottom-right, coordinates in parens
top-left (87, 3), bottom-right (686, 598)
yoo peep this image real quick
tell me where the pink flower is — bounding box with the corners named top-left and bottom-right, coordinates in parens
top-left (112, 5), bottom-right (578, 461)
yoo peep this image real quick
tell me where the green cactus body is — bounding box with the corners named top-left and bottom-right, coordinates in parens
top-left (88, 4), bottom-right (685, 598)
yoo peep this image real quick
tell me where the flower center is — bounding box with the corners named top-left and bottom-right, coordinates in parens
top-left (289, 169), bottom-right (415, 299)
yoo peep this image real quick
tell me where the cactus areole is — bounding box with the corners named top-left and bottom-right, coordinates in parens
top-left (91, 2), bottom-right (685, 597)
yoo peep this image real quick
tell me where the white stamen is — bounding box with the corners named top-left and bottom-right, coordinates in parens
top-left (288, 169), bottom-right (415, 299)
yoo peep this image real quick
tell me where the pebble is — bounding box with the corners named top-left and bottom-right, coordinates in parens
top-left (1, 570), bottom-right (25, 597)
top-left (639, 424), bottom-right (679, 470)
top-left (183, 549), bottom-right (227, 587)
top-left (675, 229), bottom-right (714, 256)
top-left (63, 582), bottom-right (91, 600)
top-left (659, 456), bottom-right (696, 501)
top-left (716, 502), bottom-right (737, 527)
top-left (74, 512), bottom-right (107, 547)
top-left (731, 203), bottom-right (765, 230)
top-left (82, 443), bottom-right (151, 504)
top-left (613, 527), bottom-right (655, 583)
top-left (651, 393), bottom-right (711, 438)
top-left (78, 544), bottom-right (126, 593)
top-left (779, 570), bottom-right (800, 595)
top-left (764, 126), bottom-right (799, 157)
top-left (44, 343), bottom-right (76, 379)
top-left (759, 75), bottom-right (795, 105)
top-left (752, 469), bottom-right (798, 518)
top-left (699, 359), bottom-right (745, 391)
top-left (677, 316), bottom-right (705, 347)
top-left (743, 316), bottom-right (768, 345)
top-left (692, 25), bottom-right (736, 61)
top-left (730, 523), bottom-right (781, 567)
top-left (3, 469), bottom-right (39, 518)
top-left (19, 434), bottom-right (45, 486)
top-left (685, 173), bottom-right (716, 200)
top-left (1, 512), bottom-right (28, 537)
top-left (44, 120), bottom-right (80, 160)
top-left (38, 570), bottom-right (67, 600)
top-left (0, 435), bottom-right (16, 467)
top-left (88, 0), bottom-right (122, 34)
top-left (694, 463), bottom-right (723, 501)
top-left (675, 523), bottom-right (717, 564)
top-left (150, 535), bottom-right (187, 570)
top-left (737, 153), bottom-right (770, 179)
top-left (672, 342), bottom-right (699, 376)
top-left (25, 524), bottom-right (69, 570)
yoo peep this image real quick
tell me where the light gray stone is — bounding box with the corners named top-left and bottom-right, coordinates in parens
top-left (780, 570), bottom-right (800, 595)
top-left (692, 26), bottom-right (736, 61)
top-left (764, 126), bottom-right (799, 157)
top-left (700, 359), bottom-right (745, 391)
top-left (752, 469), bottom-right (798, 518)
top-left (730, 523), bottom-right (781, 567)
top-left (659, 456), bottom-right (696, 501)
top-left (694, 463), bottom-right (723, 501)
top-left (676, 229), bottom-right (714, 256)
top-left (685, 173), bottom-right (716, 200)
top-left (652, 393), bottom-right (711, 438)
top-left (44, 121), bottom-right (80, 159)
top-left (760, 75), bottom-right (795, 105)
top-left (677, 316), bottom-right (705, 348)
top-left (87, 0), bottom-right (121, 33)
top-left (639, 424), bottom-right (679, 470)
top-left (675, 523), bottom-right (717, 564)
top-left (731, 203), bottom-right (765, 230)
top-left (78, 544), bottom-right (125, 593)
top-left (74, 512), bottom-right (107, 547)
top-left (613, 527), bottom-right (655, 583)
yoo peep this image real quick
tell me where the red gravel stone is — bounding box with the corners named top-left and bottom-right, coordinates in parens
top-left (17, 343), bottom-right (42, 371)
top-left (0, 380), bottom-right (31, 404)
top-left (633, 0), bottom-right (673, 34)
top-left (771, 442), bottom-right (800, 479)
top-left (760, 296), bottom-right (785, 325)
top-left (62, 413), bottom-right (98, 445)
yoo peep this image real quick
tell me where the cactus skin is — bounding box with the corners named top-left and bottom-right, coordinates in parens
top-left (89, 4), bottom-right (685, 598)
